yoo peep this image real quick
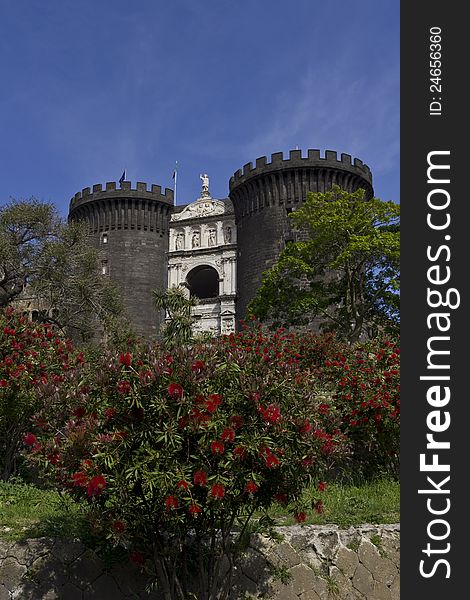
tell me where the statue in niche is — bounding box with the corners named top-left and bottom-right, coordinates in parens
top-left (224, 225), bottom-right (232, 244)
top-left (175, 232), bottom-right (184, 250)
top-left (191, 230), bottom-right (200, 248)
top-left (208, 228), bottom-right (216, 246)
top-left (200, 173), bottom-right (210, 197)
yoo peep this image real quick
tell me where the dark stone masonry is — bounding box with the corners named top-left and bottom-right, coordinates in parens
top-left (68, 149), bottom-right (373, 336)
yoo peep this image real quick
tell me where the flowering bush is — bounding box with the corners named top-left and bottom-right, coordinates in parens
top-left (0, 308), bottom-right (82, 479)
top-left (22, 321), bottom-right (399, 599)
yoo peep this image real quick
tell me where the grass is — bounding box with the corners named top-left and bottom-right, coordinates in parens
top-left (0, 477), bottom-right (399, 543)
top-left (0, 478), bottom-right (89, 542)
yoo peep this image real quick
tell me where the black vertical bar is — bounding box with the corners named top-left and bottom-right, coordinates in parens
top-left (401, 2), bottom-right (467, 598)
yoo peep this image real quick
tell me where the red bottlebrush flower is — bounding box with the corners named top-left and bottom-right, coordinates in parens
top-left (194, 470), bottom-right (207, 486)
top-left (119, 352), bottom-right (132, 367)
top-left (301, 457), bottom-right (314, 468)
top-left (211, 483), bottom-right (225, 499)
top-left (117, 380), bottom-right (131, 394)
top-left (189, 503), bottom-right (202, 516)
top-left (178, 415), bottom-right (190, 429)
top-left (298, 419), bottom-right (312, 434)
top-left (260, 404), bottom-right (281, 424)
top-left (191, 360), bottom-right (205, 371)
top-left (244, 480), bottom-right (259, 494)
top-left (318, 482), bottom-right (327, 492)
top-left (47, 452), bottom-right (61, 465)
top-left (177, 480), bottom-right (189, 491)
top-left (233, 446), bottom-right (247, 459)
top-left (230, 415), bottom-right (244, 429)
top-left (314, 500), bottom-right (324, 514)
top-left (374, 413), bottom-right (382, 423)
top-left (210, 440), bottom-right (225, 455)
top-left (112, 520), bottom-right (126, 533)
top-left (275, 492), bottom-right (288, 505)
top-left (73, 407), bottom-right (86, 419)
top-left (104, 407), bottom-right (117, 420)
top-left (165, 495), bottom-right (179, 509)
top-left (168, 382), bottom-right (183, 399)
top-left (0, 379), bottom-right (8, 388)
top-left (130, 551), bottom-right (145, 565)
top-left (205, 394), bottom-right (222, 413)
top-left (321, 441), bottom-right (335, 455)
top-left (87, 475), bottom-right (106, 497)
top-left (294, 511), bottom-right (307, 523)
top-left (265, 454), bottom-right (280, 468)
top-left (318, 403), bottom-right (330, 415)
top-left (72, 472), bottom-right (88, 487)
top-left (23, 433), bottom-right (37, 446)
top-left (221, 427), bottom-right (235, 442)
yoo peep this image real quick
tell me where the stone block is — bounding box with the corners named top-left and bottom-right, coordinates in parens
top-left (370, 580), bottom-right (392, 600)
top-left (59, 581), bottom-right (84, 599)
top-left (51, 540), bottom-right (85, 565)
top-left (83, 573), bottom-right (122, 599)
top-left (335, 545), bottom-right (359, 579)
top-left (352, 564), bottom-right (374, 597)
top-left (67, 549), bottom-right (104, 590)
top-left (390, 574), bottom-right (400, 600)
top-left (0, 556), bottom-right (27, 591)
top-left (358, 539), bottom-right (397, 586)
top-left (270, 542), bottom-right (302, 569)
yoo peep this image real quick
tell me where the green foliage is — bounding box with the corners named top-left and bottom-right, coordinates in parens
top-left (248, 186), bottom-right (400, 342)
top-left (0, 199), bottom-right (123, 340)
top-left (153, 286), bottom-right (197, 348)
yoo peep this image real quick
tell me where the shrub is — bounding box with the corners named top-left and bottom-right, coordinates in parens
top-left (0, 308), bottom-right (82, 480)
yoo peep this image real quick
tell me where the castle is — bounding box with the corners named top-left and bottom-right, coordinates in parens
top-left (68, 149), bottom-right (373, 338)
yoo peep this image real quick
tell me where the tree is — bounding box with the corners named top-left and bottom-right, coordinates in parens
top-left (0, 199), bottom-right (123, 340)
top-left (153, 286), bottom-right (197, 348)
top-left (248, 186), bottom-right (400, 342)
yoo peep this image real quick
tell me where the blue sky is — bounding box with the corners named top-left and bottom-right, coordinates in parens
top-left (0, 0), bottom-right (399, 216)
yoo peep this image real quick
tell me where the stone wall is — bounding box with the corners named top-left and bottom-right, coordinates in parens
top-left (0, 524), bottom-right (399, 600)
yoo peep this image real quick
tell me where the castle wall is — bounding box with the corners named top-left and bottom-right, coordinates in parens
top-left (229, 149), bottom-right (374, 323)
top-left (69, 182), bottom-right (173, 339)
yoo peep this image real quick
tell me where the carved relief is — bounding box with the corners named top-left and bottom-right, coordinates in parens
top-left (175, 231), bottom-right (184, 250)
top-left (191, 230), bottom-right (200, 248)
top-left (208, 228), bottom-right (216, 247)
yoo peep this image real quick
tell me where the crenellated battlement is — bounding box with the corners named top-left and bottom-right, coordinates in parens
top-left (229, 148), bottom-right (372, 189)
top-left (69, 181), bottom-right (174, 211)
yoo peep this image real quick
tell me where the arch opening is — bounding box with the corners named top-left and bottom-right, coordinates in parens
top-left (186, 265), bottom-right (219, 299)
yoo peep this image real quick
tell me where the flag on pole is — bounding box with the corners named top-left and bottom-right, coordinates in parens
top-left (119, 170), bottom-right (126, 185)
top-left (172, 161), bottom-right (178, 180)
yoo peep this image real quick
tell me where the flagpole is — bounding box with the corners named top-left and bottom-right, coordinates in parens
top-left (173, 161), bottom-right (178, 205)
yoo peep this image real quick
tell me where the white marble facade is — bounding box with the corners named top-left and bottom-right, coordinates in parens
top-left (168, 195), bottom-right (237, 335)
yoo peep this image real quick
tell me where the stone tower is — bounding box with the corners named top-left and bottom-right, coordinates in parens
top-left (229, 149), bottom-right (374, 322)
top-left (68, 180), bottom-right (174, 338)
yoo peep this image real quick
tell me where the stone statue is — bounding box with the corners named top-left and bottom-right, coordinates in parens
top-left (224, 226), bottom-right (232, 244)
top-left (191, 230), bottom-right (200, 248)
top-left (208, 228), bottom-right (216, 246)
top-left (200, 173), bottom-right (210, 197)
top-left (175, 232), bottom-right (184, 250)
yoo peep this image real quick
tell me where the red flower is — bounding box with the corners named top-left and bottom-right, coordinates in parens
top-left (191, 360), bottom-right (205, 371)
top-left (165, 495), bottom-right (179, 509)
top-left (130, 551), bottom-right (145, 565)
top-left (168, 382), bottom-right (183, 398)
top-left (47, 452), bottom-right (61, 465)
top-left (265, 454), bottom-right (280, 468)
top-left (221, 427), bottom-right (235, 442)
top-left (244, 480), bottom-right (259, 494)
top-left (298, 419), bottom-right (312, 433)
top-left (117, 380), bottom-right (131, 394)
top-left (23, 433), bottom-right (37, 446)
top-left (233, 446), bottom-right (247, 459)
top-left (112, 520), bottom-right (126, 533)
top-left (318, 482), bottom-right (327, 492)
top-left (211, 483), bottom-right (225, 499)
top-left (177, 480), bottom-right (189, 491)
top-left (210, 440), bottom-right (225, 455)
top-left (104, 407), bottom-right (117, 419)
top-left (205, 394), bottom-right (222, 412)
top-left (73, 407), bottom-right (86, 419)
top-left (72, 472), bottom-right (87, 487)
top-left (194, 470), bottom-right (207, 486)
top-left (275, 492), bottom-right (288, 505)
top-left (0, 380), bottom-right (7, 387)
top-left (119, 352), bottom-right (132, 367)
top-left (189, 503), bottom-right (202, 516)
top-left (260, 404), bottom-right (281, 424)
top-left (230, 415), bottom-right (244, 429)
top-left (87, 475), bottom-right (106, 497)
top-left (314, 500), bottom-right (324, 514)
top-left (294, 511), bottom-right (308, 523)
